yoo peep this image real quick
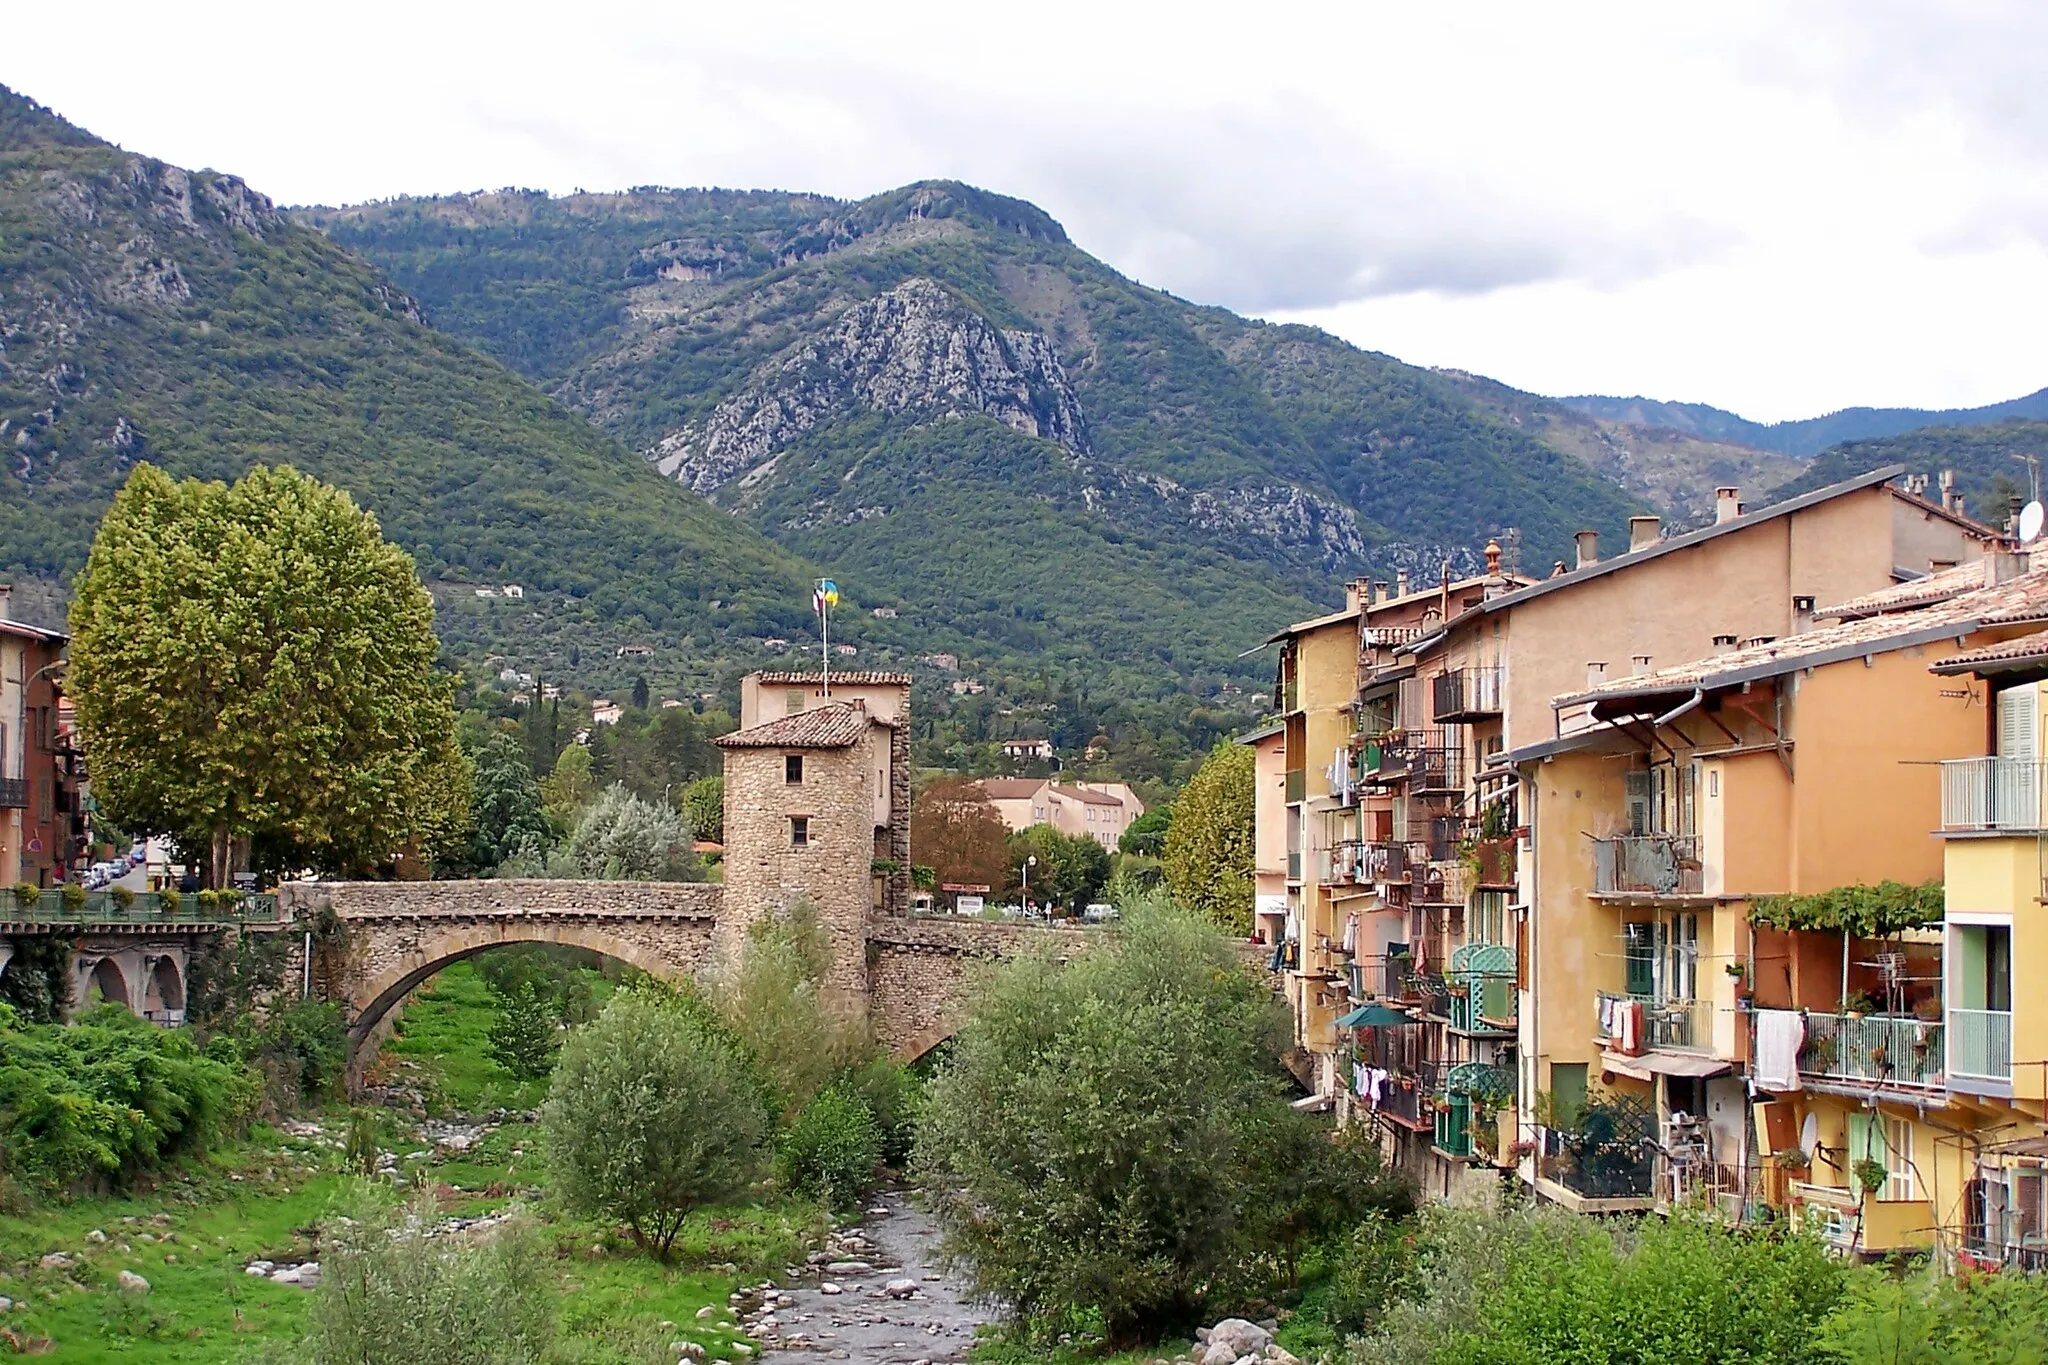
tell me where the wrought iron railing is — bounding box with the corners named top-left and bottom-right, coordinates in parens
top-left (1591, 834), bottom-right (1703, 896)
top-left (1539, 1092), bottom-right (1656, 1200)
top-left (0, 889), bottom-right (283, 924)
top-left (1408, 747), bottom-right (1465, 793)
top-left (1949, 1008), bottom-right (2014, 1081)
top-left (1800, 1012), bottom-right (1945, 1089)
top-left (1595, 991), bottom-right (1710, 1051)
top-left (0, 777), bottom-right (26, 809)
top-left (1322, 840), bottom-right (1410, 886)
top-left (1433, 667), bottom-right (1503, 722)
top-left (1940, 757), bottom-right (2043, 832)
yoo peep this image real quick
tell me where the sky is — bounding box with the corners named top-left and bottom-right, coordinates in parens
top-left (10, 1), bottom-right (2048, 423)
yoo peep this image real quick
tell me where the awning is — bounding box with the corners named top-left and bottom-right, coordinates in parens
top-left (1337, 1002), bottom-right (1419, 1029)
top-left (1290, 1093), bottom-right (1335, 1112)
top-left (1601, 1049), bottom-right (1731, 1081)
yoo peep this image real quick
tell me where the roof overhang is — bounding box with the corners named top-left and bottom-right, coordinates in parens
top-left (1601, 1049), bottom-right (1732, 1081)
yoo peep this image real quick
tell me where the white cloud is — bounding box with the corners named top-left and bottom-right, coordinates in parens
top-left (9, 0), bottom-right (2048, 420)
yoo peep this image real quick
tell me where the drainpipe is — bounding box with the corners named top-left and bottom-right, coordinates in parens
top-left (1655, 689), bottom-right (1705, 729)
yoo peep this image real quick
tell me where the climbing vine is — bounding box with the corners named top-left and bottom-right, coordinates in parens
top-left (1748, 880), bottom-right (1943, 937)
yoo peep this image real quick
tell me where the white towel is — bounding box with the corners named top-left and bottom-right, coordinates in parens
top-left (1753, 1009), bottom-right (1805, 1092)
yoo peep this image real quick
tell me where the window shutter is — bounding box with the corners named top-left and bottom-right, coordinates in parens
top-left (1847, 1113), bottom-right (1874, 1166)
top-left (1624, 771), bottom-right (1652, 836)
top-left (1998, 683), bottom-right (2039, 760)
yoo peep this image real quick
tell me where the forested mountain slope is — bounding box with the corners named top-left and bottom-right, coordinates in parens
top-left (0, 86), bottom-right (815, 652)
top-left (1768, 419), bottom-right (2048, 522)
top-left (1558, 386), bottom-right (2048, 458)
top-left (306, 182), bottom-right (1646, 622)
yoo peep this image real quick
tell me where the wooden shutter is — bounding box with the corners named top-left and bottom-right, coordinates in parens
top-left (1625, 770), bottom-right (1653, 835)
top-left (1998, 683), bottom-right (2039, 759)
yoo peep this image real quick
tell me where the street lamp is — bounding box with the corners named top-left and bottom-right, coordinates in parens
top-left (1022, 854), bottom-right (1038, 917)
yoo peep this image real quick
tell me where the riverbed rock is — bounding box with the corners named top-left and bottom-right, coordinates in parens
top-left (884, 1279), bottom-right (918, 1299)
top-left (1200, 1342), bottom-right (1237, 1365)
top-left (85, 1229), bottom-right (107, 1244)
top-left (1263, 1347), bottom-right (1300, 1365)
top-left (696, 1305), bottom-right (717, 1319)
top-left (245, 1261), bottom-right (274, 1276)
top-left (1207, 1319), bottom-right (1273, 1360)
top-left (824, 1260), bottom-right (873, 1275)
top-left (39, 1253), bottom-right (73, 1271)
top-left (117, 1271), bottom-right (150, 1293)
top-left (821, 1283), bottom-right (843, 1295)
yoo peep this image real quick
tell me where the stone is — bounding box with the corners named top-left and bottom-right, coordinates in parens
top-left (1257, 1320), bottom-right (1278, 1333)
top-left (680, 1345), bottom-right (706, 1361)
top-left (824, 1260), bottom-right (873, 1275)
top-left (1201, 1342), bottom-right (1238, 1365)
top-left (884, 1279), bottom-right (918, 1299)
top-left (732, 1347), bottom-right (753, 1358)
top-left (1207, 1319), bottom-right (1273, 1361)
top-left (39, 1253), bottom-right (72, 1271)
top-left (1263, 1349), bottom-right (1301, 1365)
top-left (696, 1306), bottom-right (717, 1320)
top-left (117, 1271), bottom-right (150, 1293)
top-left (298, 1262), bottom-right (322, 1288)
top-left (270, 1266), bottom-right (302, 1284)
top-left (821, 1283), bottom-right (843, 1296)
top-left (245, 1261), bottom-right (275, 1276)
top-left (85, 1229), bottom-right (107, 1244)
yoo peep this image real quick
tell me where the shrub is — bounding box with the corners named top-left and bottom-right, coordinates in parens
top-left (1820, 1261), bottom-right (2048, 1364)
top-left (110, 885), bottom-right (136, 910)
top-left (12, 882), bottom-right (39, 910)
top-left (487, 983), bottom-right (561, 1080)
top-left (158, 886), bottom-right (180, 914)
top-left (718, 902), bottom-right (868, 1117)
top-left (60, 881), bottom-right (86, 910)
top-left (297, 1188), bottom-right (555, 1364)
top-left (914, 893), bottom-right (1293, 1344)
top-left (779, 1085), bottom-right (883, 1208)
top-left (565, 783), bottom-right (701, 881)
top-left (245, 998), bottom-right (350, 1104)
top-left (545, 989), bottom-right (769, 1259)
top-left (838, 1057), bottom-right (924, 1168)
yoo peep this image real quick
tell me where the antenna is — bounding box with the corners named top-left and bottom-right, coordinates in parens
top-left (2021, 501), bottom-right (2045, 545)
top-left (2014, 452), bottom-right (2042, 505)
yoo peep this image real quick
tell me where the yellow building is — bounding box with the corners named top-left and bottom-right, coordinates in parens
top-left (1509, 556), bottom-right (2048, 1250)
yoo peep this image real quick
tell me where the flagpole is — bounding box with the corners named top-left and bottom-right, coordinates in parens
top-left (821, 587), bottom-right (830, 699)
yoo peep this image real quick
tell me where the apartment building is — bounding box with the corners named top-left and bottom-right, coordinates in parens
top-left (976, 778), bottom-right (1146, 850)
top-left (0, 586), bottom-right (83, 888)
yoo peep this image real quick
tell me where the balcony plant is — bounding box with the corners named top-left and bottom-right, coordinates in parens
top-left (1913, 996), bottom-right (1943, 1022)
top-left (110, 885), bottom-right (135, 910)
top-left (1854, 1158), bottom-right (1889, 1199)
top-left (1842, 989), bottom-right (1877, 1019)
top-left (158, 887), bottom-right (181, 914)
top-left (60, 881), bottom-right (86, 911)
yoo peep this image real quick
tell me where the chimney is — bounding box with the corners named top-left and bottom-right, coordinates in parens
top-left (1990, 552), bottom-right (2029, 585)
top-left (1631, 654), bottom-right (1653, 676)
top-left (1396, 571), bottom-right (1410, 597)
top-left (1792, 594), bottom-right (1816, 634)
top-left (1715, 486), bottom-right (1741, 524)
top-left (1484, 539), bottom-right (1503, 575)
top-left (1373, 580), bottom-right (1391, 605)
top-left (1574, 529), bottom-right (1599, 568)
top-left (1712, 633), bottom-right (1740, 655)
top-left (1346, 579), bottom-right (1370, 613)
top-left (1940, 469), bottom-right (1956, 512)
top-left (1587, 661), bottom-right (1608, 688)
top-left (1629, 516), bottom-right (1661, 552)
top-left (0, 582), bottom-right (10, 621)
top-left (1551, 560), bottom-right (1568, 578)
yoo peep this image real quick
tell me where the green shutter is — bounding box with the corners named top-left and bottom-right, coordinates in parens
top-left (1847, 1113), bottom-right (1875, 1165)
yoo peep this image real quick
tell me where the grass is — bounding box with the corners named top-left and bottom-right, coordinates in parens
top-left (0, 948), bottom-right (814, 1361)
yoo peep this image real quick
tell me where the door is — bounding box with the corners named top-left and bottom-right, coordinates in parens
top-left (1625, 922), bottom-right (1660, 998)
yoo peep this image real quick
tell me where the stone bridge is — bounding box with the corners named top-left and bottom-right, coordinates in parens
top-left (277, 880), bottom-right (1091, 1088)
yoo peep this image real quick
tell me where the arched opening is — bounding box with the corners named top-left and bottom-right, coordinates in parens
top-left (144, 956), bottom-right (186, 1022)
top-left (87, 957), bottom-right (132, 1009)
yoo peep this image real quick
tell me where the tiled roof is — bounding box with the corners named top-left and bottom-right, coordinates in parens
top-left (1929, 627), bottom-right (2048, 674)
top-left (0, 618), bottom-right (67, 643)
top-left (1560, 565), bottom-right (2048, 707)
top-left (1817, 559), bottom-right (1998, 619)
top-left (976, 779), bottom-right (1047, 799)
top-left (751, 670), bottom-right (913, 686)
top-left (1050, 784), bottom-right (1121, 806)
top-left (714, 703), bottom-right (874, 748)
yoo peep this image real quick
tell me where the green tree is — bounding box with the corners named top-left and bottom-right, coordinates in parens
top-left (631, 675), bottom-right (650, 710)
top-left (565, 783), bottom-right (702, 880)
top-left (778, 1084), bottom-right (884, 1209)
top-left (544, 990), bottom-right (769, 1260)
top-left (913, 894), bottom-right (1293, 1344)
top-left (1007, 823), bottom-right (1111, 914)
top-left (540, 744), bottom-right (596, 830)
top-left (718, 903), bottom-right (868, 1116)
top-left (1162, 742), bottom-right (1255, 934)
top-left (461, 732), bottom-right (552, 874)
top-left (66, 464), bottom-right (469, 883)
top-left (487, 983), bottom-right (561, 1080)
top-left (681, 774), bottom-right (724, 845)
top-left (1119, 803), bottom-right (1172, 856)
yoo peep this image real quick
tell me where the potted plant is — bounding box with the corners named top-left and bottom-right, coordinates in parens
top-left (110, 885), bottom-right (136, 911)
top-left (12, 882), bottom-right (39, 911)
top-left (60, 881), bottom-right (86, 911)
top-left (1842, 989), bottom-right (1876, 1020)
top-left (1854, 1157), bottom-right (1889, 1199)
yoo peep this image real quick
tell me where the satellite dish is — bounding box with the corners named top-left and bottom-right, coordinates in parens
top-left (1800, 1111), bottom-right (1820, 1163)
top-left (2022, 501), bottom-right (2045, 545)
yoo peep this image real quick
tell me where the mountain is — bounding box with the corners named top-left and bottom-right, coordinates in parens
top-left (1767, 418), bottom-right (2048, 523)
top-left (0, 84), bottom-right (818, 679)
top-left (303, 181), bottom-right (1647, 657)
top-left (1555, 387), bottom-right (2048, 458)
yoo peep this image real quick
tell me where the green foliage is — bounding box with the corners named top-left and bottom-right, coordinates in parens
top-left (487, 983), bottom-right (563, 1080)
top-left (1773, 418), bottom-right (2048, 515)
top-left (681, 774), bottom-right (724, 845)
top-left (777, 1084), bottom-right (884, 1209)
top-left (243, 997), bottom-right (350, 1105)
top-left (1008, 822), bottom-right (1112, 913)
top-left (1241, 1116), bottom-right (1416, 1288)
top-left (1162, 741), bottom-right (1255, 934)
top-left (718, 902), bottom-right (870, 1117)
top-left (1819, 1263), bottom-right (2048, 1365)
top-left (0, 932), bottom-right (73, 1022)
top-left (457, 731), bottom-right (554, 876)
top-left (0, 1004), bottom-right (253, 1192)
top-left (1119, 804), bottom-right (1172, 856)
top-left (562, 783), bottom-right (702, 881)
top-left (1749, 880), bottom-right (1945, 937)
top-left (914, 893), bottom-right (1293, 1344)
top-left (295, 1187), bottom-right (557, 1365)
top-left (544, 989), bottom-right (770, 1259)
top-left (65, 463), bottom-right (471, 880)
top-left (835, 1057), bottom-right (924, 1168)
top-left (11, 881), bottom-right (38, 909)
top-left (541, 742), bottom-right (597, 830)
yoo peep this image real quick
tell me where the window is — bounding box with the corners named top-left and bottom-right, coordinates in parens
top-left (785, 689), bottom-right (806, 714)
top-left (1849, 1113), bottom-right (1919, 1202)
top-left (790, 816), bottom-right (810, 847)
top-left (785, 754), bottom-right (804, 784)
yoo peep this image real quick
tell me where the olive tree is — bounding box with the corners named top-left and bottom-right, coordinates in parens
top-left (914, 893), bottom-right (1299, 1344)
top-left (543, 990), bottom-right (768, 1259)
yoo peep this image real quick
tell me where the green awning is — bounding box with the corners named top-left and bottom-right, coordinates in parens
top-left (1336, 1002), bottom-right (1417, 1029)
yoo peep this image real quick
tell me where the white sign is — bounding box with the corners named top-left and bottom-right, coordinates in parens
top-left (955, 895), bottom-right (985, 916)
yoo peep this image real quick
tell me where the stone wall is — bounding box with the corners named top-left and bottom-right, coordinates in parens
top-left (866, 918), bottom-right (1091, 1059)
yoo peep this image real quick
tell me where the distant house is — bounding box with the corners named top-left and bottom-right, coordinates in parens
top-left (617, 643), bottom-right (655, 657)
top-left (834, 643), bottom-right (858, 656)
top-left (541, 684), bottom-right (563, 700)
top-left (922, 652), bottom-right (959, 672)
top-left (999, 738), bottom-right (1054, 763)
top-left (592, 700), bottom-right (624, 726)
top-left (501, 584), bottom-right (525, 599)
top-left (871, 606), bottom-right (899, 618)
top-left (764, 638), bottom-right (790, 651)
top-left (975, 778), bottom-right (1147, 850)
top-left (474, 587), bottom-right (499, 599)
top-left (660, 698), bottom-right (686, 709)
top-left (950, 679), bottom-right (986, 696)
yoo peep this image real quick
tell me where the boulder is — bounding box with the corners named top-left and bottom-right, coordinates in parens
top-left (1207, 1320), bottom-right (1273, 1361)
top-left (297, 1262), bottom-right (322, 1288)
top-left (85, 1229), bottom-right (107, 1245)
top-left (1200, 1342), bottom-right (1237, 1365)
top-left (117, 1270), bottom-right (151, 1293)
top-left (825, 1260), bottom-right (874, 1275)
top-left (696, 1306), bottom-right (718, 1320)
top-left (821, 1283), bottom-right (843, 1296)
top-left (1263, 1348), bottom-right (1301, 1365)
top-left (884, 1279), bottom-right (918, 1299)
top-left (39, 1253), bottom-right (73, 1271)
top-left (245, 1261), bottom-right (275, 1276)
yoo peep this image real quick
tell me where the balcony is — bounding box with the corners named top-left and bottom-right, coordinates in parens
top-left (1285, 767), bottom-right (1306, 803)
top-left (1538, 1090), bottom-right (1656, 1204)
top-left (1408, 747), bottom-right (1465, 794)
top-left (1591, 833), bottom-right (1702, 897)
top-left (1324, 840), bottom-right (1409, 887)
top-left (1800, 1012), bottom-right (1945, 1090)
top-left (1949, 1008), bottom-right (2014, 1083)
top-left (1448, 942), bottom-right (1516, 1033)
top-left (0, 777), bottom-right (25, 809)
top-left (1373, 1059), bottom-right (1441, 1131)
top-left (1596, 991), bottom-right (1711, 1052)
top-left (1941, 757), bottom-right (2044, 832)
top-left (1433, 667), bottom-right (1503, 723)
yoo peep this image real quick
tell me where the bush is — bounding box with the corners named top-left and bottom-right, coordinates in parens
top-left (11, 882), bottom-right (38, 910)
top-left (0, 1004), bottom-right (254, 1192)
top-left (246, 998), bottom-right (349, 1104)
top-left (487, 983), bottom-right (561, 1080)
top-left (60, 881), bottom-right (86, 910)
top-left (1819, 1262), bottom-right (2048, 1364)
top-left (544, 988), bottom-right (769, 1259)
top-left (838, 1058), bottom-right (923, 1168)
top-left (158, 886), bottom-right (180, 914)
top-left (565, 783), bottom-right (701, 881)
top-left (110, 885), bottom-right (136, 910)
top-left (718, 902), bottom-right (868, 1117)
top-left (914, 893), bottom-right (1294, 1344)
top-left (295, 1188), bottom-right (555, 1364)
top-left (779, 1085), bottom-right (883, 1208)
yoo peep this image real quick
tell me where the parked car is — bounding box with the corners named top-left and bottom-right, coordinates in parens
top-left (1083, 902), bottom-right (1119, 923)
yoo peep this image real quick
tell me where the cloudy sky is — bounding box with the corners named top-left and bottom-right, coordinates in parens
top-left (13, 2), bottom-right (2048, 421)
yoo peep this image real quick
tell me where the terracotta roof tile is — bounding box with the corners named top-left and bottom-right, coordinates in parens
top-left (752, 670), bottom-right (912, 686)
top-left (715, 703), bottom-right (874, 748)
top-left (1817, 560), bottom-right (1995, 619)
top-left (976, 779), bottom-right (1047, 799)
top-left (1929, 627), bottom-right (2048, 673)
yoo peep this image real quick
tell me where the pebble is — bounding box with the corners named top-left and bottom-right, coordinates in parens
top-left (885, 1278), bottom-right (918, 1299)
top-left (117, 1270), bottom-right (150, 1293)
top-left (821, 1283), bottom-right (843, 1295)
top-left (824, 1260), bottom-right (873, 1274)
top-left (245, 1261), bottom-right (275, 1276)
top-left (696, 1306), bottom-right (717, 1320)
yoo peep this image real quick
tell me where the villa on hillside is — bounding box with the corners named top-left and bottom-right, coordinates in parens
top-left (977, 778), bottom-right (1146, 850)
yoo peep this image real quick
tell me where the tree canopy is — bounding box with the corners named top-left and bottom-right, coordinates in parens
top-left (911, 779), bottom-right (1011, 893)
top-left (67, 463), bottom-right (469, 882)
top-left (1162, 741), bottom-right (1255, 934)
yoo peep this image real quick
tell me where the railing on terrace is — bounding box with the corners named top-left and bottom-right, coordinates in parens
top-left (1801, 1012), bottom-right (1945, 1089)
top-left (1371, 1058), bottom-right (1442, 1129)
top-left (0, 777), bottom-right (26, 809)
top-left (1, 889), bottom-right (284, 924)
top-left (1449, 942), bottom-right (1516, 1031)
top-left (1539, 1091), bottom-right (1656, 1201)
top-left (1960, 1236), bottom-right (2048, 1273)
top-left (1324, 840), bottom-right (1409, 886)
top-left (1949, 1008), bottom-right (2014, 1082)
top-left (1411, 815), bottom-right (1463, 865)
top-left (1595, 990), bottom-right (1711, 1052)
top-left (1591, 833), bottom-right (1703, 896)
top-left (1941, 757), bottom-right (2044, 832)
top-left (1433, 667), bottom-right (1503, 723)
top-left (1407, 747), bottom-right (1465, 793)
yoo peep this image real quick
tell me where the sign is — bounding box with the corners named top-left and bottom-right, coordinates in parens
top-left (26, 837), bottom-right (42, 854)
top-left (941, 883), bottom-right (992, 894)
top-left (954, 895), bottom-right (986, 916)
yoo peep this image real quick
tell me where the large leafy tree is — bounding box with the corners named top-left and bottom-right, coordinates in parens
top-left (67, 463), bottom-right (469, 883)
top-left (1007, 823), bottom-right (1111, 914)
top-left (911, 779), bottom-right (1010, 893)
top-left (1162, 741), bottom-right (1255, 934)
top-left (457, 732), bottom-right (552, 875)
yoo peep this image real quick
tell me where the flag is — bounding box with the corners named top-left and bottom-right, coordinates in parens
top-left (813, 578), bottom-right (839, 613)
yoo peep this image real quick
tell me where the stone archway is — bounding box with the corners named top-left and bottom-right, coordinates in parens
top-left (143, 955), bottom-right (186, 1023)
top-left (86, 956), bottom-right (132, 1009)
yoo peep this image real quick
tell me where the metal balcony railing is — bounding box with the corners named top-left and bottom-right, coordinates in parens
top-left (1, 889), bottom-right (284, 924)
top-left (0, 777), bottom-right (26, 809)
top-left (1433, 667), bottom-right (1503, 723)
top-left (1596, 991), bottom-right (1710, 1052)
top-left (1949, 1008), bottom-right (2014, 1081)
top-left (1591, 834), bottom-right (1702, 896)
top-left (1941, 757), bottom-right (2044, 832)
top-left (1800, 1012), bottom-right (1945, 1089)
top-left (1408, 747), bottom-right (1465, 793)
top-left (1448, 943), bottom-right (1517, 1031)
top-left (1324, 840), bottom-right (1409, 886)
